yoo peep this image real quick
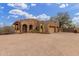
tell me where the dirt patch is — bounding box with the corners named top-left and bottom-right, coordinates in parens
top-left (0, 33), bottom-right (79, 56)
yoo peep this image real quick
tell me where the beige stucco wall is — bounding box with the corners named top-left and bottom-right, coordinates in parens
top-left (13, 19), bottom-right (59, 33)
top-left (47, 21), bottom-right (59, 33)
top-left (20, 19), bottom-right (39, 32)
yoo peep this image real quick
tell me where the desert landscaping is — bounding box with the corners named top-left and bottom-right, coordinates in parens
top-left (0, 33), bottom-right (79, 56)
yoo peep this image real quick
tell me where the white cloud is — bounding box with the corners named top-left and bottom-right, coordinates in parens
top-left (36, 14), bottom-right (50, 21)
top-left (58, 4), bottom-right (69, 8)
top-left (9, 9), bottom-right (36, 19)
top-left (0, 6), bottom-right (4, 9)
top-left (9, 9), bottom-right (25, 15)
top-left (7, 15), bottom-right (18, 19)
top-left (11, 15), bottom-right (18, 18)
top-left (0, 22), bottom-right (4, 27)
top-left (75, 12), bottom-right (79, 16)
top-left (9, 9), bottom-right (50, 21)
top-left (46, 3), bottom-right (69, 8)
top-left (46, 3), bottom-right (52, 6)
top-left (0, 5), bottom-right (4, 10)
top-left (73, 12), bottom-right (79, 26)
top-left (31, 3), bottom-right (36, 6)
top-left (72, 16), bottom-right (79, 21)
top-left (7, 3), bottom-right (28, 9)
top-left (72, 16), bottom-right (79, 27)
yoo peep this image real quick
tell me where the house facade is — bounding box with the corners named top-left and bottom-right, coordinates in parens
top-left (12, 18), bottom-right (59, 33)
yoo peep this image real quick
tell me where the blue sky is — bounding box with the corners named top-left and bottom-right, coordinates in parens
top-left (0, 3), bottom-right (79, 27)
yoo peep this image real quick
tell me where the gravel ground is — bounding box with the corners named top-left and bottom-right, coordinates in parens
top-left (0, 33), bottom-right (79, 56)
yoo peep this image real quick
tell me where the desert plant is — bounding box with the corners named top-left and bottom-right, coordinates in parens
top-left (0, 26), bottom-right (15, 34)
top-left (5, 26), bottom-right (15, 34)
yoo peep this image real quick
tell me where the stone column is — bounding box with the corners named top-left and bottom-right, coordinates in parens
top-left (27, 25), bottom-right (29, 32)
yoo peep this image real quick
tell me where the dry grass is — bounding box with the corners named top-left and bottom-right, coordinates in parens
top-left (0, 33), bottom-right (79, 56)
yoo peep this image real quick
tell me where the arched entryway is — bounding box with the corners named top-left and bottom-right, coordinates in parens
top-left (22, 24), bottom-right (27, 32)
top-left (29, 25), bottom-right (33, 30)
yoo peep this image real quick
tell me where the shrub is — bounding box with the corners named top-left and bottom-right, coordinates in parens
top-left (31, 29), bottom-right (40, 33)
top-left (0, 26), bottom-right (15, 35)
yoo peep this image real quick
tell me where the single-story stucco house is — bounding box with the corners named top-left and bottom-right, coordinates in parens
top-left (12, 18), bottom-right (59, 33)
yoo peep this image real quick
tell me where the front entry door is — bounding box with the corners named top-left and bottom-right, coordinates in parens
top-left (22, 24), bottom-right (27, 32)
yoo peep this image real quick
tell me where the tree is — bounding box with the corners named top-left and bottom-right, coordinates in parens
top-left (3, 26), bottom-right (15, 34)
top-left (50, 12), bottom-right (72, 28)
top-left (57, 12), bottom-right (71, 28)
